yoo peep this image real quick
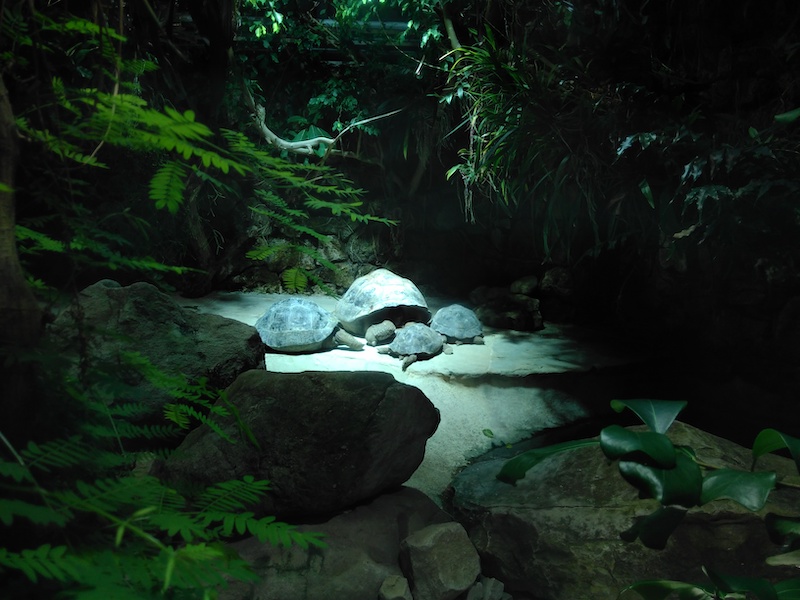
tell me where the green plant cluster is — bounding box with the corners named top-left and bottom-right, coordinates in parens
top-left (441, 0), bottom-right (800, 267)
top-left (498, 399), bottom-right (800, 599)
top-left (0, 348), bottom-right (325, 599)
top-left (6, 6), bottom-right (394, 295)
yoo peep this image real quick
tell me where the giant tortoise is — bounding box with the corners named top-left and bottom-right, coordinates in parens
top-left (335, 268), bottom-right (430, 337)
top-left (430, 304), bottom-right (485, 345)
top-left (255, 297), bottom-right (363, 353)
top-left (377, 322), bottom-right (451, 370)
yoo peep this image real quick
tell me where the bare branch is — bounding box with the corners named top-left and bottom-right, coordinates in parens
top-left (240, 79), bottom-right (401, 162)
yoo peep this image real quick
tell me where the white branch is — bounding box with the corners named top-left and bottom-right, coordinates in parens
top-left (241, 80), bottom-right (401, 162)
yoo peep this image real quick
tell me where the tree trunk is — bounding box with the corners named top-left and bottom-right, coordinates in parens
top-left (0, 75), bottom-right (44, 444)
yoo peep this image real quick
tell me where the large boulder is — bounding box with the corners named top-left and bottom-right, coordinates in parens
top-left (450, 421), bottom-right (800, 600)
top-left (221, 487), bottom-right (453, 600)
top-left (47, 280), bottom-right (264, 414)
top-left (158, 369), bottom-right (440, 518)
top-left (399, 522), bottom-right (481, 600)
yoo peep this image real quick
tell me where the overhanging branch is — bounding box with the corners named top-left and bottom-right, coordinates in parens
top-left (240, 80), bottom-right (401, 162)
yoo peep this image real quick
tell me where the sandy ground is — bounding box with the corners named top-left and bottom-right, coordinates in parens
top-left (178, 290), bottom-right (637, 503)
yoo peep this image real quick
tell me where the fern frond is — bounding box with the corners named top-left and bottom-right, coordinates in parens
top-left (249, 205), bottom-right (328, 242)
top-left (203, 511), bottom-right (327, 549)
top-left (0, 544), bottom-right (85, 584)
top-left (63, 582), bottom-right (151, 600)
top-left (295, 244), bottom-right (337, 272)
top-left (305, 197), bottom-right (397, 226)
top-left (245, 244), bottom-right (284, 261)
top-left (0, 458), bottom-right (31, 483)
top-left (52, 77), bottom-right (81, 116)
top-left (16, 118), bottom-right (107, 167)
top-left (54, 476), bottom-right (185, 515)
top-left (195, 475), bottom-right (270, 514)
top-left (304, 269), bottom-right (337, 297)
top-left (20, 436), bottom-right (97, 473)
top-left (254, 188), bottom-right (309, 219)
top-left (147, 512), bottom-right (210, 543)
top-left (47, 16), bottom-right (127, 41)
top-left (149, 160), bottom-right (187, 214)
top-left (0, 499), bottom-right (69, 527)
top-left (86, 421), bottom-right (182, 441)
top-left (281, 268), bottom-right (308, 292)
top-left (162, 403), bottom-right (234, 444)
top-left (121, 57), bottom-right (159, 76)
top-left (160, 542), bottom-right (258, 591)
top-left (15, 225), bottom-right (66, 253)
top-left (103, 401), bottom-right (156, 420)
top-left (82, 548), bottom-right (169, 596)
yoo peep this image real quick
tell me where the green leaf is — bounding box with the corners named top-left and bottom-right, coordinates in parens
top-left (700, 468), bottom-right (775, 510)
top-left (703, 567), bottom-right (778, 600)
top-left (620, 506), bottom-right (688, 549)
top-left (766, 549), bottom-right (800, 567)
top-left (765, 513), bottom-right (800, 544)
top-left (610, 399), bottom-right (687, 433)
top-left (600, 425), bottom-right (677, 467)
top-left (496, 438), bottom-right (599, 484)
top-left (752, 429), bottom-right (800, 473)
top-left (617, 578), bottom-right (715, 599)
top-left (774, 107), bottom-right (800, 123)
top-left (639, 178), bottom-right (655, 208)
top-left (618, 452), bottom-right (703, 506)
top-left (775, 579), bottom-right (800, 599)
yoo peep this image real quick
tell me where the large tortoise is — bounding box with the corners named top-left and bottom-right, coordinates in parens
top-left (430, 304), bottom-right (484, 345)
top-left (335, 269), bottom-right (430, 337)
top-left (378, 322), bottom-right (451, 370)
top-left (255, 298), bottom-right (363, 353)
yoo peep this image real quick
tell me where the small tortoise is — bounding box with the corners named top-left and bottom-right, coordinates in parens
top-left (255, 297), bottom-right (363, 353)
top-left (378, 322), bottom-right (451, 370)
top-left (335, 268), bottom-right (430, 336)
top-left (430, 304), bottom-right (484, 345)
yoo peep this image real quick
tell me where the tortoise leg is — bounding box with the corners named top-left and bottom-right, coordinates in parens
top-left (401, 354), bottom-right (418, 371)
top-left (334, 328), bottom-right (365, 351)
top-left (365, 319), bottom-right (396, 346)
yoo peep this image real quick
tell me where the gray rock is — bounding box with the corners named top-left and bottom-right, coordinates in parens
top-left (450, 421), bottom-right (800, 600)
top-left (400, 522), bottom-right (481, 600)
top-left (509, 275), bottom-right (539, 297)
top-left (468, 286), bottom-right (509, 306)
top-left (466, 577), bottom-right (510, 600)
top-left (157, 369), bottom-right (440, 518)
top-left (379, 575), bottom-right (413, 600)
top-left (475, 298), bottom-right (543, 332)
top-left (47, 279), bottom-right (263, 415)
top-left (539, 267), bottom-right (573, 299)
top-left (220, 487), bottom-right (452, 600)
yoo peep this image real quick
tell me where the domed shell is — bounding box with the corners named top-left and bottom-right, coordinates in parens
top-left (387, 322), bottom-right (444, 358)
top-left (430, 304), bottom-right (483, 341)
top-left (335, 269), bottom-right (430, 336)
top-left (255, 298), bottom-right (337, 352)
